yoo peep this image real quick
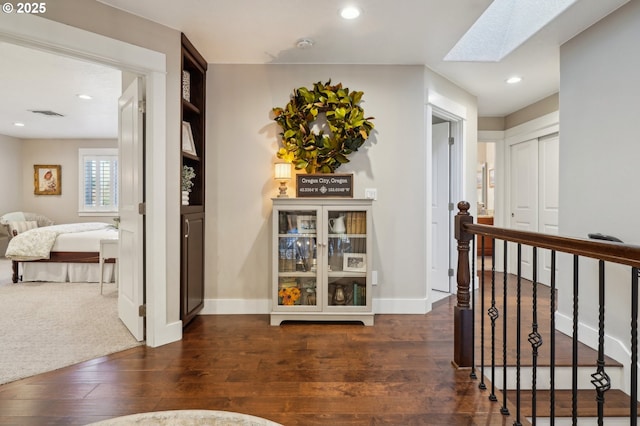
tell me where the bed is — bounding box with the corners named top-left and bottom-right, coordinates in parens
top-left (2, 215), bottom-right (118, 283)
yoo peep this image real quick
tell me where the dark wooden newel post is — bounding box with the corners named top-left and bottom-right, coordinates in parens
top-left (453, 201), bottom-right (474, 368)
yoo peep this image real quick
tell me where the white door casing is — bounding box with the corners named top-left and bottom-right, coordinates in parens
top-left (118, 77), bottom-right (145, 341)
top-left (432, 122), bottom-right (452, 292)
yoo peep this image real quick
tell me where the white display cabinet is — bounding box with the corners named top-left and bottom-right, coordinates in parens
top-left (271, 198), bottom-right (373, 326)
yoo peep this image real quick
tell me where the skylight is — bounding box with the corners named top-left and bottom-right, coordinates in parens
top-left (444, 0), bottom-right (577, 62)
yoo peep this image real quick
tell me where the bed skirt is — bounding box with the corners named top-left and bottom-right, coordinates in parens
top-left (22, 262), bottom-right (115, 283)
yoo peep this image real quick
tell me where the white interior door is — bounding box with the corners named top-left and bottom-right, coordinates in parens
top-left (537, 133), bottom-right (559, 284)
top-left (510, 139), bottom-right (538, 280)
top-left (118, 77), bottom-right (145, 341)
top-left (509, 135), bottom-right (559, 284)
top-left (432, 122), bottom-right (452, 292)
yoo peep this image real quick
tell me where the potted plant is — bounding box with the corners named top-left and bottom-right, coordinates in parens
top-left (272, 80), bottom-right (374, 174)
top-left (181, 165), bottom-right (195, 205)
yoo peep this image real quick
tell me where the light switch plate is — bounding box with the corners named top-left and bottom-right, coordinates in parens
top-left (365, 188), bottom-right (377, 200)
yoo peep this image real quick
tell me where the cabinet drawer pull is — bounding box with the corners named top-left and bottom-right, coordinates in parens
top-left (185, 219), bottom-right (190, 238)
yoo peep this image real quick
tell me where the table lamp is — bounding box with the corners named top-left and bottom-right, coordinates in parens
top-left (274, 163), bottom-right (292, 198)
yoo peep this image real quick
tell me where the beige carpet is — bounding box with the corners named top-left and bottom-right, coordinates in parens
top-left (0, 269), bottom-right (142, 384)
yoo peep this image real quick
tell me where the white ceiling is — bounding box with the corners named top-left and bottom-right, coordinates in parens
top-left (0, 0), bottom-right (629, 139)
top-left (0, 42), bottom-right (121, 139)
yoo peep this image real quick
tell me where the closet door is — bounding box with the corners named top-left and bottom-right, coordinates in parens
top-left (509, 133), bottom-right (559, 284)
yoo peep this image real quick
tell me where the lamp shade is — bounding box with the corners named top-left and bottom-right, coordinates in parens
top-left (274, 163), bottom-right (291, 180)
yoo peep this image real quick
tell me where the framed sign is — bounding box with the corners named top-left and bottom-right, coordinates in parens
top-left (34, 164), bottom-right (61, 195)
top-left (296, 173), bottom-right (353, 198)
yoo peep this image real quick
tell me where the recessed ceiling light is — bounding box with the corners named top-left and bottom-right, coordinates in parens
top-left (77, 94), bottom-right (93, 100)
top-left (13, 122), bottom-right (25, 127)
top-left (340, 6), bottom-right (361, 20)
top-left (506, 76), bottom-right (522, 84)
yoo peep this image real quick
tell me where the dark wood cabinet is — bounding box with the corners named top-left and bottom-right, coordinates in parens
top-left (181, 212), bottom-right (205, 325)
top-left (180, 34), bottom-right (207, 327)
top-left (477, 216), bottom-right (494, 256)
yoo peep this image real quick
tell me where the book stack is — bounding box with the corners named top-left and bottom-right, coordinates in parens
top-left (344, 211), bottom-right (366, 234)
top-left (352, 282), bottom-right (366, 306)
top-left (343, 211), bottom-right (367, 254)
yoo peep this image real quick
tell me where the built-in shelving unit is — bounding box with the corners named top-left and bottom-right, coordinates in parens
top-left (180, 33), bottom-right (207, 327)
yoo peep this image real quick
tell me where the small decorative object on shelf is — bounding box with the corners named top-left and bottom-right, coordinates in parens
top-left (182, 70), bottom-right (191, 102)
top-left (274, 162), bottom-right (291, 198)
top-left (272, 80), bottom-right (375, 174)
top-left (278, 286), bottom-right (301, 305)
top-left (182, 165), bottom-right (195, 205)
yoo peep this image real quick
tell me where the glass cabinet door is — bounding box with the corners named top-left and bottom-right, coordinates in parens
top-left (325, 208), bottom-right (368, 310)
top-left (274, 208), bottom-right (319, 310)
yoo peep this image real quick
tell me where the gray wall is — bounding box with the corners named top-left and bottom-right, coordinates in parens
top-left (206, 64), bottom-right (477, 312)
top-left (0, 135), bottom-right (23, 215)
top-left (559, 0), bottom-right (640, 355)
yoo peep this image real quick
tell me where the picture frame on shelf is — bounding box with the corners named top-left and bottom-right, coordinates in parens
top-left (488, 168), bottom-right (495, 188)
top-left (34, 164), bottom-right (61, 195)
top-left (343, 253), bottom-right (366, 272)
top-left (296, 215), bottom-right (316, 234)
top-left (182, 121), bottom-right (197, 156)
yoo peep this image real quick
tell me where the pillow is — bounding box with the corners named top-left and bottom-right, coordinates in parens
top-left (0, 211), bottom-right (26, 224)
top-left (8, 220), bottom-right (38, 236)
top-left (23, 212), bottom-right (54, 228)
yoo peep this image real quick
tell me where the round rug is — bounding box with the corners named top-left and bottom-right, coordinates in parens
top-left (88, 410), bottom-right (282, 426)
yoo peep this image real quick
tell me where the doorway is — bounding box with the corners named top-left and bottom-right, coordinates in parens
top-left (0, 14), bottom-right (172, 346)
top-left (431, 119), bottom-right (452, 293)
top-left (428, 103), bottom-right (465, 296)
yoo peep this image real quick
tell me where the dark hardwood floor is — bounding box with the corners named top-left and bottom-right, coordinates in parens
top-left (0, 296), bottom-right (521, 426)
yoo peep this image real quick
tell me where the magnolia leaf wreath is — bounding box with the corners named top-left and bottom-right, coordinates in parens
top-left (272, 80), bottom-right (374, 173)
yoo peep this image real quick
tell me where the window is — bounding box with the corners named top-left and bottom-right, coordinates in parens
top-left (78, 148), bottom-right (118, 215)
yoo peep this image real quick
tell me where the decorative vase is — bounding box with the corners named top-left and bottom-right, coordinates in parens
top-left (182, 190), bottom-right (189, 205)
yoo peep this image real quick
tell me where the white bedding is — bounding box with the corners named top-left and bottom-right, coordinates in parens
top-left (5, 222), bottom-right (115, 261)
top-left (51, 227), bottom-right (118, 251)
top-left (7, 222), bottom-right (118, 283)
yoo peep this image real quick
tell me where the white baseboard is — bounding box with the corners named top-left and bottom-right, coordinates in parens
top-left (201, 298), bottom-right (271, 315)
top-left (199, 297), bottom-right (433, 315)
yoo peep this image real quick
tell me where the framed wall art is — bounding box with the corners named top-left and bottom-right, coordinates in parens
top-left (34, 164), bottom-right (61, 195)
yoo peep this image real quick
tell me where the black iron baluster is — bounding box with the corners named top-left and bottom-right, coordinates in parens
top-left (514, 244), bottom-right (522, 426)
top-left (501, 239), bottom-right (510, 415)
top-left (632, 267), bottom-right (638, 426)
top-left (550, 251), bottom-right (556, 426)
top-left (488, 239), bottom-right (498, 402)
top-left (471, 236), bottom-right (477, 380)
top-left (528, 247), bottom-right (543, 425)
top-left (572, 255), bottom-right (579, 425)
top-left (479, 236), bottom-right (487, 391)
top-left (590, 260), bottom-right (611, 426)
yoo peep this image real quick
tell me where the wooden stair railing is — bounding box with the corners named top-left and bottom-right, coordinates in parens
top-left (453, 201), bottom-right (640, 425)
